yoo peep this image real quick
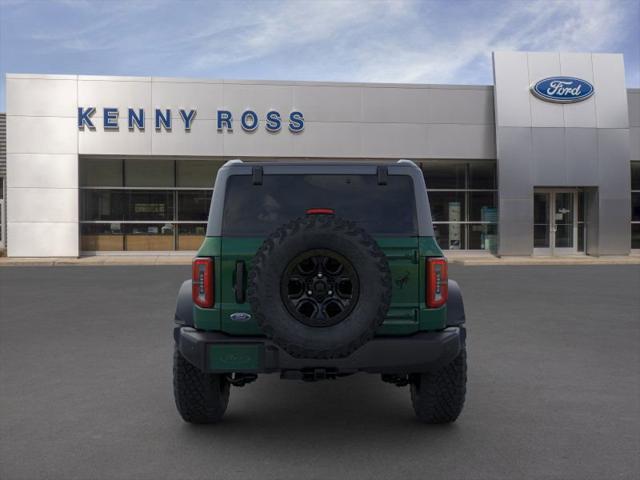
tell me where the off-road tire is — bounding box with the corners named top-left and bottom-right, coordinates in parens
top-left (248, 214), bottom-right (392, 359)
top-left (410, 344), bottom-right (467, 424)
top-left (173, 345), bottom-right (230, 424)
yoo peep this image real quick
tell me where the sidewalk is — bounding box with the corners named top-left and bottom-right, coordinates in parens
top-left (444, 252), bottom-right (640, 266)
top-left (0, 255), bottom-right (193, 266)
top-left (1, 253), bottom-right (639, 267)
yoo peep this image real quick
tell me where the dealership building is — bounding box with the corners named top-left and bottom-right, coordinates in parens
top-left (1, 51), bottom-right (639, 257)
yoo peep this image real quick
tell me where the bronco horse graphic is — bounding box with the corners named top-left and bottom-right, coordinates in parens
top-left (395, 271), bottom-right (410, 289)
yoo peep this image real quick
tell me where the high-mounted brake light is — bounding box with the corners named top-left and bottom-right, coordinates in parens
top-left (426, 257), bottom-right (448, 308)
top-left (192, 257), bottom-right (214, 308)
top-left (305, 208), bottom-right (335, 215)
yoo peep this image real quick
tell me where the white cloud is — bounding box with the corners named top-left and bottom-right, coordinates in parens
top-left (349, 0), bottom-right (631, 84)
top-left (179, 0), bottom-right (635, 85)
top-left (189, 0), bottom-right (413, 69)
top-left (2, 0), bottom-right (637, 87)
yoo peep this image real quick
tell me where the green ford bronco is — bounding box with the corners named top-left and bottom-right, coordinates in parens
top-left (173, 159), bottom-right (467, 424)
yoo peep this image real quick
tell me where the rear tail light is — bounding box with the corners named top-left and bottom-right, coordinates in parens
top-left (192, 257), bottom-right (214, 308)
top-left (426, 257), bottom-right (448, 308)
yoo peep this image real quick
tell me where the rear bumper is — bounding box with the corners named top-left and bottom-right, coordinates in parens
top-left (174, 326), bottom-right (464, 375)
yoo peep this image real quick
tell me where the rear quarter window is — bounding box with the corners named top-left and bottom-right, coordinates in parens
top-left (222, 174), bottom-right (417, 236)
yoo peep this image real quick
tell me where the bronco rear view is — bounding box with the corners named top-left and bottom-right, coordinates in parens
top-left (173, 159), bottom-right (467, 424)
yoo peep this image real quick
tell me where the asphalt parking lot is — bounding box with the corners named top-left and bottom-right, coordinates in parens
top-left (1, 264), bottom-right (639, 480)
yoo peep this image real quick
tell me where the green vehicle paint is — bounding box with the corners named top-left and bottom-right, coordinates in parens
top-left (193, 235), bottom-right (447, 334)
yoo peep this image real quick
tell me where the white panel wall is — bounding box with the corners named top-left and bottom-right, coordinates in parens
top-left (527, 52), bottom-right (564, 128)
top-left (560, 53), bottom-right (597, 128)
top-left (80, 118), bottom-right (152, 155)
top-left (6, 74), bottom-right (79, 257)
top-left (293, 85), bottom-right (361, 122)
top-left (74, 79), bottom-right (495, 159)
top-left (6, 73), bottom-right (496, 257)
top-left (492, 52), bottom-right (532, 127)
top-left (592, 54), bottom-right (629, 128)
top-left (78, 76), bottom-right (152, 117)
top-left (151, 79), bottom-right (223, 120)
top-left (493, 51), bottom-right (627, 130)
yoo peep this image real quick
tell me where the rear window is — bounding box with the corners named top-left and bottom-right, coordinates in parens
top-left (222, 174), bottom-right (417, 236)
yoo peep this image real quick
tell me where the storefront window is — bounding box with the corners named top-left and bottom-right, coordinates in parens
top-left (428, 191), bottom-right (465, 222)
top-left (80, 158), bottom-right (123, 187)
top-left (468, 162), bottom-right (496, 189)
top-left (422, 162), bottom-right (466, 189)
top-left (422, 161), bottom-right (497, 251)
top-left (177, 224), bottom-right (208, 251)
top-left (80, 157), bottom-right (222, 252)
top-left (632, 162), bottom-right (640, 250)
top-left (80, 223), bottom-right (124, 251)
top-left (177, 191), bottom-right (212, 221)
top-left (632, 162), bottom-right (640, 190)
top-left (577, 190), bottom-right (586, 253)
top-left (128, 191), bottom-right (174, 221)
top-left (81, 190), bottom-right (127, 221)
top-left (125, 159), bottom-right (174, 187)
top-left (468, 223), bottom-right (497, 250)
top-left (632, 192), bottom-right (640, 223)
top-left (632, 224), bottom-right (640, 250)
top-left (434, 224), bottom-right (466, 250)
top-left (177, 160), bottom-right (222, 188)
top-left (469, 191), bottom-right (497, 221)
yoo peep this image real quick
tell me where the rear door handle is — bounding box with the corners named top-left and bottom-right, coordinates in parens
top-left (234, 261), bottom-right (246, 304)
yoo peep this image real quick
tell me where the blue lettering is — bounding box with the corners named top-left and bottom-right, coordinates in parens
top-left (179, 109), bottom-right (197, 130)
top-left (217, 110), bottom-right (233, 131)
top-left (288, 111), bottom-right (304, 133)
top-left (78, 107), bottom-right (96, 129)
top-left (103, 108), bottom-right (119, 129)
top-left (128, 108), bottom-right (145, 130)
top-left (155, 109), bottom-right (172, 130)
top-left (265, 110), bottom-right (281, 132)
top-left (241, 110), bottom-right (259, 132)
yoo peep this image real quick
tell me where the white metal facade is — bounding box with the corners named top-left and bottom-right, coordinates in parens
top-left (4, 51), bottom-right (639, 257)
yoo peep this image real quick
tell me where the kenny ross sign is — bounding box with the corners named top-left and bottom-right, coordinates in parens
top-left (530, 77), bottom-right (594, 103)
top-left (77, 107), bottom-right (304, 133)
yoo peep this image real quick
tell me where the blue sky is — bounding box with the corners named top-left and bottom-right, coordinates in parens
top-left (0, 0), bottom-right (639, 111)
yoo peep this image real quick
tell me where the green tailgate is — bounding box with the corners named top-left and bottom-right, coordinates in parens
top-left (193, 236), bottom-right (446, 335)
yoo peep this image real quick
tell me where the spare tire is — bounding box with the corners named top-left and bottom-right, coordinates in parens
top-left (248, 214), bottom-right (392, 359)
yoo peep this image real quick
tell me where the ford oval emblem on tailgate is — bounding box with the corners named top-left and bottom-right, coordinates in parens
top-left (230, 312), bottom-right (252, 322)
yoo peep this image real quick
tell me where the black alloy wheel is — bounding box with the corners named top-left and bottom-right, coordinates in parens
top-left (280, 249), bottom-right (359, 327)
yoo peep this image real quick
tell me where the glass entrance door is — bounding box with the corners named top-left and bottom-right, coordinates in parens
top-left (553, 192), bottom-right (576, 254)
top-left (533, 190), bottom-right (578, 255)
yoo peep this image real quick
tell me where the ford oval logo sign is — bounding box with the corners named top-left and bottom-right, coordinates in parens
top-left (531, 77), bottom-right (594, 103)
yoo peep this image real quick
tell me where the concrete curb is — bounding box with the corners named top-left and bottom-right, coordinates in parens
top-left (446, 255), bottom-right (640, 266)
top-left (0, 256), bottom-right (193, 266)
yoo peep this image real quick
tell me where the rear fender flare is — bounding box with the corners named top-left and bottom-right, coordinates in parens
top-left (174, 280), bottom-right (194, 327)
top-left (446, 279), bottom-right (465, 326)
